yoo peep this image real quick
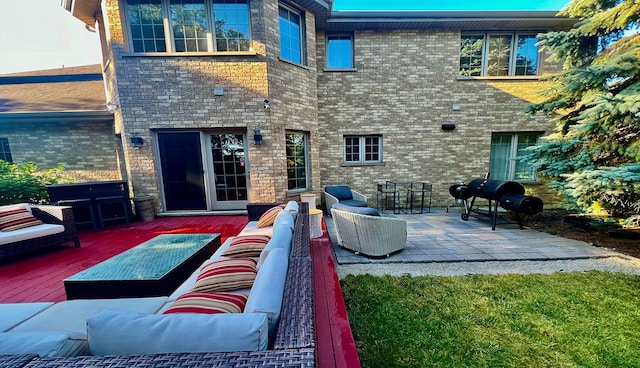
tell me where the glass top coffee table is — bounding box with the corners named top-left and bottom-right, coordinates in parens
top-left (64, 234), bottom-right (220, 299)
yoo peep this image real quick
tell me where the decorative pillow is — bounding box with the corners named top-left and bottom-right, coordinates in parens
top-left (0, 207), bottom-right (43, 232)
top-left (163, 292), bottom-right (249, 314)
top-left (191, 258), bottom-right (258, 293)
top-left (257, 205), bottom-right (285, 228)
top-left (221, 235), bottom-right (271, 258)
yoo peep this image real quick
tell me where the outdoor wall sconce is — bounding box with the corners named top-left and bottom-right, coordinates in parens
top-left (130, 133), bottom-right (144, 148)
top-left (263, 99), bottom-right (270, 109)
top-left (253, 129), bottom-right (263, 145)
top-left (441, 124), bottom-right (456, 131)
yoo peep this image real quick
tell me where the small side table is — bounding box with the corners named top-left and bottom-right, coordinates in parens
top-left (309, 209), bottom-right (323, 238)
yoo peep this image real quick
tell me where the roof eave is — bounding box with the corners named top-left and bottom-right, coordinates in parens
top-left (61, 0), bottom-right (100, 27)
top-left (0, 111), bottom-right (114, 123)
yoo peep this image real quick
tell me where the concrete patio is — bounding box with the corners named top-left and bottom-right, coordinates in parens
top-left (327, 210), bottom-right (621, 265)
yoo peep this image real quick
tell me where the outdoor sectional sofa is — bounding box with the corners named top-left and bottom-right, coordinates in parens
top-left (0, 201), bottom-right (315, 367)
top-left (0, 203), bottom-right (80, 262)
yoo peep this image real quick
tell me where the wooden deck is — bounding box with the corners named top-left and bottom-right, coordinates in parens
top-left (0, 215), bottom-right (360, 367)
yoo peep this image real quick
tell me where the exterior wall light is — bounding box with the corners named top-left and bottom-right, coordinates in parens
top-left (253, 129), bottom-right (263, 145)
top-left (130, 132), bottom-right (144, 148)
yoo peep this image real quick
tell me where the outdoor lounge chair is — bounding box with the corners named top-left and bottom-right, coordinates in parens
top-left (331, 205), bottom-right (406, 257)
top-left (323, 185), bottom-right (367, 212)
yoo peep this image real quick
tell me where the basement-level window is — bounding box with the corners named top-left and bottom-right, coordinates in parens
top-left (125, 0), bottom-right (251, 53)
top-left (344, 135), bottom-right (382, 164)
top-left (460, 33), bottom-right (540, 77)
top-left (0, 138), bottom-right (12, 163)
top-left (489, 132), bottom-right (541, 182)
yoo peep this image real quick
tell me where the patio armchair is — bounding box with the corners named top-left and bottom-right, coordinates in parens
top-left (331, 204), bottom-right (406, 257)
top-left (323, 185), bottom-right (367, 212)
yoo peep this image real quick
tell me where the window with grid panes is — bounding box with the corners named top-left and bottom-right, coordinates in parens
top-left (285, 132), bottom-right (309, 190)
top-left (344, 136), bottom-right (381, 164)
top-left (489, 132), bottom-right (541, 181)
top-left (460, 33), bottom-right (539, 77)
top-left (125, 0), bottom-right (250, 53)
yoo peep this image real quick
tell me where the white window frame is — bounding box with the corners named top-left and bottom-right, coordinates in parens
top-left (285, 131), bottom-right (310, 192)
top-left (278, 3), bottom-right (306, 65)
top-left (489, 132), bottom-right (542, 182)
top-left (124, 0), bottom-right (252, 54)
top-left (460, 32), bottom-right (540, 77)
top-left (343, 135), bottom-right (382, 165)
top-left (325, 33), bottom-right (354, 69)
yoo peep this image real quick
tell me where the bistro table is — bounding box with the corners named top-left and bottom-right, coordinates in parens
top-left (387, 181), bottom-right (433, 214)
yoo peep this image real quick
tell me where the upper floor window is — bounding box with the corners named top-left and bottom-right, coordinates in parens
top-left (126, 0), bottom-right (250, 53)
top-left (489, 132), bottom-right (541, 182)
top-left (326, 34), bottom-right (353, 69)
top-left (344, 135), bottom-right (382, 164)
top-left (459, 33), bottom-right (539, 77)
top-left (0, 138), bottom-right (12, 163)
top-left (279, 5), bottom-right (305, 65)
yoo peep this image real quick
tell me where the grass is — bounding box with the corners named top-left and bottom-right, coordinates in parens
top-left (341, 271), bottom-right (640, 368)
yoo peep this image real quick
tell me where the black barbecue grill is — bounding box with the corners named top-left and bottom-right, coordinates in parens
top-left (450, 178), bottom-right (543, 230)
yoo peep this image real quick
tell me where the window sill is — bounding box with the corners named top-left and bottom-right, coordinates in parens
top-left (278, 57), bottom-right (310, 70)
top-left (341, 162), bottom-right (385, 167)
top-left (323, 68), bottom-right (358, 72)
top-left (122, 51), bottom-right (259, 58)
top-left (456, 76), bottom-right (542, 81)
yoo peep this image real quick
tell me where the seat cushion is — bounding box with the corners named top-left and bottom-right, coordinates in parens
top-left (333, 203), bottom-right (380, 216)
top-left (0, 331), bottom-right (88, 357)
top-left (338, 199), bottom-right (368, 208)
top-left (0, 224), bottom-right (65, 246)
top-left (325, 185), bottom-right (353, 200)
top-left (0, 302), bottom-right (54, 332)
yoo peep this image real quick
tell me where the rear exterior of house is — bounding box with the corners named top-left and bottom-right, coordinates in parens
top-left (57, 0), bottom-right (573, 213)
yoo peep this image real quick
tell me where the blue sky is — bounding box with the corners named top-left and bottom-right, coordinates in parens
top-left (333, 0), bottom-right (570, 11)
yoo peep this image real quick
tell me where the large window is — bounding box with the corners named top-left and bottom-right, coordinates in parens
top-left (0, 138), bottom-right (12, 163)
top-left (286, 132), bottom-right (309, 191)
top-left (326, 34), bottom-right (353, 69)
top-left (460, 33), bottom-right (539, 77)
top-left (344, 136), bottom-right (382, 164)
top-left (279, 5), bottom-right (305, 65)
top-left (489, 133), bottom-right (541, 181)
top-left (126, 0), bottom-right (250, 53)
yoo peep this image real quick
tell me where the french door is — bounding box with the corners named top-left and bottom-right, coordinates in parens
top-left (157, 131), bottom-right (250, 211)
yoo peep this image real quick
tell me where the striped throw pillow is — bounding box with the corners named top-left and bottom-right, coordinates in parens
top-left (257, 205), bottom-right (285, 228)
top-left (0, 207), bottom-right (43, 232)
top-left (221, 235), bottom-right (271, 258)
top-left (191, 258), bottom-right (258, 293)
top-left (163, 292), bottom-right (249, 314)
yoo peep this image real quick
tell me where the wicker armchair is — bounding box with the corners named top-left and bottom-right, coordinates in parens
top-left (323, 185), bottom-right (367, 213)
top-left (331, 207), bottom-right (406, 257)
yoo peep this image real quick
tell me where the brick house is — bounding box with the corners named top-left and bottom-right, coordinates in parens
top-left (0, 65), bottom-right (122, 182)
top-left (58, 0), bottom-right (575, 213)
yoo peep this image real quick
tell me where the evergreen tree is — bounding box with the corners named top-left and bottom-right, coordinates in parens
top-left (526, 0), bottom-right (640, 217)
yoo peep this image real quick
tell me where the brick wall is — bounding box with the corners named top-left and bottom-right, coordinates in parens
top-left (0, 121), bottom-right (121, 182)
top-left (316, 29), bottom-right (558, 206)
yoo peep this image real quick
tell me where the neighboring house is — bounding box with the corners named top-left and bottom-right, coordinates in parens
top-left (0, 65), bottom-right (122, 182)
top-left (60, 0), bottom-right (575, 213)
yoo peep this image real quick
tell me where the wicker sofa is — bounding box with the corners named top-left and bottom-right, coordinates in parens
top-left (0, 203), bottom-right (314, 367)
top-left (0, 204), bottom-right (80, 262)
top-left (331, 204), bottom-right (407, 257)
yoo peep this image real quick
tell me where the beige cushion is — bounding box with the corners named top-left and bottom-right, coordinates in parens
top-left (0, 224), bottom-right (64, 246)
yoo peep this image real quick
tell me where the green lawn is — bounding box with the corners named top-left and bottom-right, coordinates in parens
top-left (341, 271), bottom-right (640, 368)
